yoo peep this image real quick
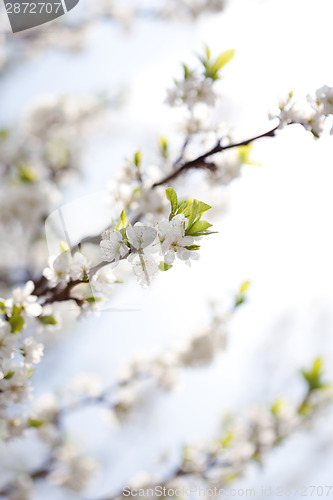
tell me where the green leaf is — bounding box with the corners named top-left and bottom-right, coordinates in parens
top-left (166, 188), bottom-right (178, 214)
top-left (183, 64), bottom-right (190, 79)
top-left (177, 199), bottom-right (193, 218)
top-left (4, 371), bottom-right (14, 380)
top-left (221, 430), bottom-right (234, 448)
top-left (159, 136), bottom-right (168, 158)
top-left (27, 418), bottom-right (44, 428)
top-left (85, 296), bottom-right (103, 304)
top-left (271, 399), bottom-right (284, 416)
top-left (238, 144), bottom-right (260, 166)
top-left (134, 150), bottom-right (142, 168)
top-left (240, 281), bottom-right (250, 293)
top-left (186, 220), bottom-right (212, 236)
top-left (301, 358), bottom-right (326, 391)
top-left (39, 315), bottom-right (57, 326)
top-left (18, 164), bottom-right (37, 183)
top-left (212, 49), bottom-right (235, 73)
top-left (9, 311), bottom-right (24, 334)
top-left (159, 262), bottom-right (173, 272)
top-left (205, 45), bottom-right (211, 60)
top-left (185, 244), bottom-right (201, 251)
top-left (198, 201), bottom-right (212, 215)
top-left (187, 199), bottom-right (199, 229)
top-left (116, 209), bottom-right (128, 231)
top-left (60, 240), bottom-right (70, 253)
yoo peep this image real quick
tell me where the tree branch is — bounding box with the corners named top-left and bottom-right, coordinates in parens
top-left (152, 122), bottom-right (281, 188)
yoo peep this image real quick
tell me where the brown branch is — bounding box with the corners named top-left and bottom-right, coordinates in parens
top-left (152, 122), bottom-right (281, 188)
top-left (36, 255), bottom-right (129, 305)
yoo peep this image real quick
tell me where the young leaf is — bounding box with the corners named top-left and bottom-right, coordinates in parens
top-left (85, 296), bottom-right (103, 304)
top-left (159, 262), bottom-right (173, 272)
top-left (134, 150), bottom-right (142, 168)
top-left (198, 201), bottom-right (212, 215)
top-left (212, 49), bottom-right (235, 73)
top-left (186, 220), bottom-right (212, 236)
top-left (9, 312), bottom-right (24, 334)
top-left (115, 210), bottom-right (128, 231)
top-left (185, 244), bottom-right (201, 251)
top-left (18, 164), bottom-right (37, 183)
top-left (159, 136), bottom-right (168, 158)
top-left (240, 281), bottom-right (251, 293)
top-left (60, 240), bottom-right (70, 253)
top-left (166, 188), bottom-right (178, 214)
top-left (187, 199), bottom-right (199, 229)
top-left (178, 199), bottom-right (193, 219)
top-left (39, 315), bottom-right (57, 326)
top-left (27, 418), bottom-right (45, 428)
top-left (183, 64), bottom-right (190, 79)
top-left (301, 358), bottom-right (326, 391)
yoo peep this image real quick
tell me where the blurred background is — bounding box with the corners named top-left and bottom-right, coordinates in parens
top-left (1, 0), bottom-right (333, 498)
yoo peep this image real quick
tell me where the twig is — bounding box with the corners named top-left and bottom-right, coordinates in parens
top-left (152, 122), bottom-right (281, 188)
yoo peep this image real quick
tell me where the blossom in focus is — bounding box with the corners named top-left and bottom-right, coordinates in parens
top-left (127, 252), bottom-right (159, 287)
top-left (156, 215), bottom-right (199, 265)
top-left (43, 252), bottom-right (72, 286)
top-left (6, 281), bottom-right (42, 318)
top-left (100, 229), bottom-right (128, 262)
top-left (126, 223), bottom-right (157, 250)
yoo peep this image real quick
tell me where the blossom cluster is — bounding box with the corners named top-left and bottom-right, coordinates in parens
top-left (100, 189), bottom-right (214, 286)
top-left (166, 47), bottom-right (235, 109)
top-left (0, 293), bottom-right (236, 497)
top-left (0, 282), bottom-right (45, 440)
top-left (104, 360), bottom-right (332, 500)
top-left (0, 94), bottom-right (109, 290)
top-left (276, 86), bottom-right (333, 137)
top-left (107, 155), bottom-right (170, 223)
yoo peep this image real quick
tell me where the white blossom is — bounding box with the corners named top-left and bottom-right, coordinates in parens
top-left (126, 223), bottom-right (157, 250)
top-left (49, 443), bottom-right (97, 491)
top-left (156, 215), bottom-right (199, 265)
top-left (166, 74), bottom-right (218, 108)
top-left (43, 252), bottom-right (72, 286)
top-left (65, 372), bottom-right (102, 400)
top-left (179, 326), bottom-right (227, 367)
top-left (0, 362), bottom-right (31, 406)
top-left (6, 281), bottom-right (42, 318)
top-left (22, 337), bottom-right (44, 367)
top-left (100, 229), bottom-right (128, 262)
top-left (0, 320), bottom-right (16, 361)
top-left (127, 252), bottom-right (159, 287)
top-left (209, 149), bottom-right (242, 186)
top-left (69, 252), bottom-right (90, 280)
top-left (91, 266), bottom-right (117, 295)
top-left (315, 85), bottom-right (333, 116)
